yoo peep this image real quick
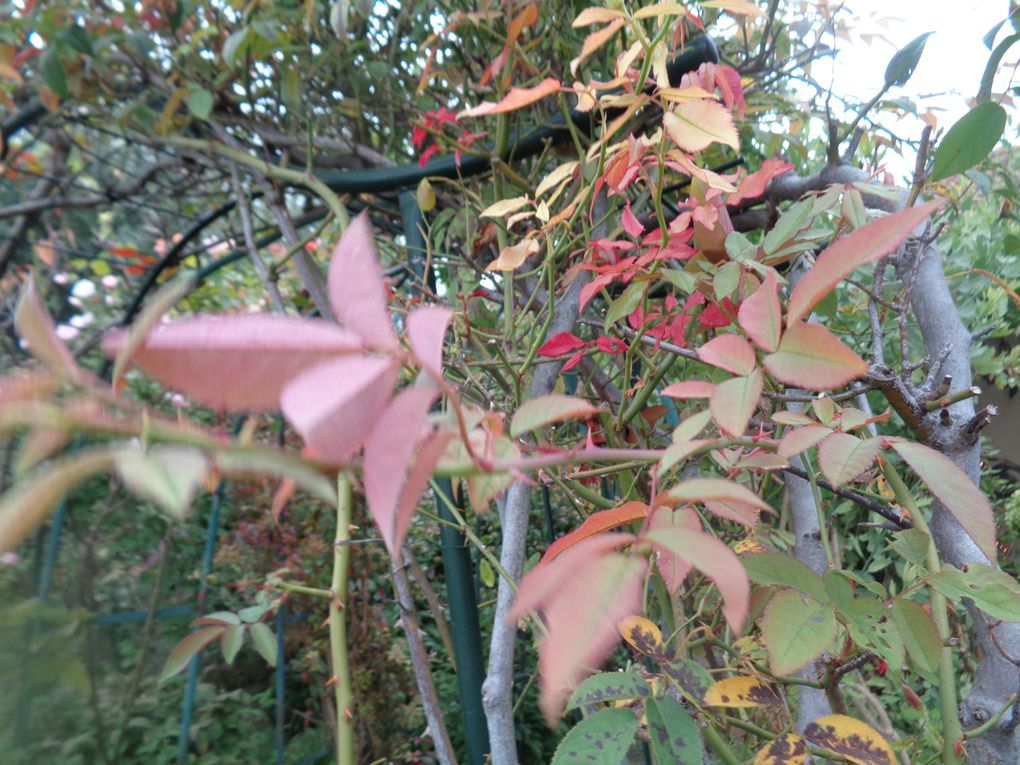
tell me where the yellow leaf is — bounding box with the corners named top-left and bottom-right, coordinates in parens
top-left (570, 18), bottom-right (626, 77)
top-left (633, 2), bottom-right (690, 19)
top-left (804, 715), bottom-right (896, 765)
top-left (572, 7), bottom-right (627, 27)
top-left (416, 178), bottom-right (436, 213)
top-left (535, 161), bottom-right (579, 198)
top-left (663, 100), bottom-right (740, 153)
top-left (481, 196), bottom-right (531, 219)
top-left (618, 615), bottom-right (662, 654)
top-left (486, 239), bottom-right (540, 271)
top-left (753, 734), bottom-right (808, 765)
top-left (704, 675), bottom-right (780, 708)
top-left (701, 0), bottom-right (767, 16)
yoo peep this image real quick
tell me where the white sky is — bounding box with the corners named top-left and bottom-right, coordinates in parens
top-left (811, 0), bottom-right (1012, 178)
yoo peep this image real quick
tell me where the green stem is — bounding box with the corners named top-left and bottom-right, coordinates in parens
top-left (331, 476), bottom-right (355, 765)
top-left (882, 461), bottom-right (962, 765)
top-left (702, 725), bottom-right (742, 765)
top-left (277, 581), bottom-right (331, 599)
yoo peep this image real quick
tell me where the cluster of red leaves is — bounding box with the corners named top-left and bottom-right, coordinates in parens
top-left (411, 107), bottom-right (458, 167)
top-left (537, 331), bottom-right (627, 371)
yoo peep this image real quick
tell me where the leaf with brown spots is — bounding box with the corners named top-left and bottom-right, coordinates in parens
top-left (703, 675), bottom-right (780, 708)
top-left (645, 696), bottom-right (704, 765)
top-left (565, 670), bottom-right (652, 713)
top-left (662, 658), bottom-right (713, 701)
top-left (803, 715), bottom-right (896, 765)
top-left (753, 733), bottom-right (807, 764)
top-left (619, 615), bottom-right (663, 656)
top-left (549, 707), bottom-right (639, 765)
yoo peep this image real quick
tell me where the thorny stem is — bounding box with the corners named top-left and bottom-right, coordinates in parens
top-left (330, 476), bottom-right (355, 765)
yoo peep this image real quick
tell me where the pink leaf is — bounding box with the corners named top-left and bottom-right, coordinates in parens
top-left (763, 321), bottom-right (867, 391)
top-left (777, 424), bottom-right (833, 459)
top-left (891, 440), bottom-right (997, 562)
top-left (699, 297), bottom-right (736, 328)
top-left (364, 386), bottom-right (442, 554)
top-left (103, 315), bottom-right (364, 410)
top-left (710, 368), bottom-right (763, 437)
top-left (458, 77), bottom-right (560, 119)
top-left (664, 478), bottom-right (772, 513)
top-left (407, 305), bottom-right (452, 379)
top-left (281, 356), bottom-right (397, 464)
top-left (698, 334), bottom-right (757, 376)
top-left (509, 534), bottom-right (645, 722)
top-left (703, 499), bottom-right (765, 526)
top-left (538, 332), bottom-right (588, 357)
top-left (714, 63), bottom-right (746, 119)
top-left (15, 276), bottom-right (83, 381)
top-left (661, 380), bottom-right (715, 399)
top-left (328, 213), bottom-right (399, 350)
top-left (648, 506), bottom-right (699, 593)
top-left (622, 202), bottom-right (645, 238)
top-left (787, 200), bottom-right (944, 325)
top-left (646, 521), bottom-right (750, 632)
top-left (817, 433), bottom-right (882, 487)
top-left (738, 269), bottom-right (782, 352)
top-left (509, 395), bottom-right (601, 438)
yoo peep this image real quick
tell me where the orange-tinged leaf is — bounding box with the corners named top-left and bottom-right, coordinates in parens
top-left (701, 0), bottom-right (767, 16)
top-left (619, 615), bottom-right (662, 654)
top-left (507, 3), bottom-right (538, 44)
top-left (15, 276), bottom-right (83, 381)
top-left (663, 100), bottom-right (739, 153)
top-left (664, 478), bottom-right (772, 513)
top-left (763, 321), bottom-right (867, 391)
top-left (710, 369), bottom-right (762, 437)
top-left (704, 675), bottom-right (780, 708)
top-left (542, 501), bottom-right (648, 563)
top-left (0, 447), bottom-right (117, 554)
top-left (570, 18), bottom-right (626, 76)
top-left (572, 7), bottom-right (627, 26)
top-left (753, 734), bottom-right (807, 765)
top-left (328, 213), bottom-right (399, 350)
top-left (633, 2), bottom-right (690, 19)
top-left (786, 200), bottom-right (944, 325)
top-left (645, 523), bottom-right (750, 632)
top-left (486, 239), bottom-right (540, 271)
top-left (803, 714), bottom-right (896, 765)
top-left (105, 315), bottom-right (364, 411)
top-left (509, 535), bottom-right (645, 721)
top-left (817, 433), bottom-right (881, 486)
top-left (159, 626), bottom-right (226, 683)
top-left (459, 77), bottom-right (560, 118)
top-left (891, 439), bottom-right (996, 561)
top-left (510, 394), bottom-right (601, 437)
top-left (777, 424), bottom-right (832, 459)
top-left (738, 270), bottom-right (782, 352)
top-left (698, 334), bottom-right (757, 375)
top-left (661, 380), bottom-right (715, 399)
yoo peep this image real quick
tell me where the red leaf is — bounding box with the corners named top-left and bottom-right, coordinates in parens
top-left (328, 213), bottom-right (399, 350)
top-left (561, 348), bottom-right (587, 372)
top-left (710, 368), bottom-right (763, 437)
top-left (891, 440), bottom-right (997, 562)
top-left (458, 77), bottom-right (560, 119)
top-left (622, 202), bottom-right (645, 238)
top-left (763, 321), bottom-right (867, 391)
top-left (714, 63), bottom-right (746, 119)
top-left (700, 298), bottom-right (736, 328)
top-left (104, 316), bottom-right (363, 410)
top-left (509, 534), bottom-right (645, 722)
top-left (645, 520), bottom-right (750, 632)
top-left (661, 380), bottom-right (715, 399)
top-left (787, 200), bottom-right (944, 325)
top-left (541, 501), bottom-right (649, 564)
top-left (737, 269), bottom-right (782, 352)
top-left (596, 336), bottom-right (627, 354)
top-left (407, 305), bottom-right (452, 379)
top-left (364, 385), bottom-right (443, 555)
top-left (538, 332), bottom-right (588, 357)
top-left (698, 334), bottom-right (757, 376)
top-left (727, 159), bottom-right (793, 205)
top-left (281, 356), bottom-right (398, 464)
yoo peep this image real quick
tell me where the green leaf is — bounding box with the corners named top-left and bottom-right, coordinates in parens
top-left (159, 626), bottom-right (225, 683)
top-left (115, 446), bottom-right (208, 521)
top-left (39, 47), bottom-right (69, 98)
top-left (891, 598), bottom-right (940, 678)
top-left (843, 598), bottom-right (904, 675)
top-left (550, 707), bottom-right (639, 765)
top-left (186, 88), bottom-right (214, 120)
top-left (978, 33), bottom-right (1020, 103)
top-left (605, 281), bottom-right (645, 330)
top-left (888, 528), bottom-right (932, 567)
top-left (930, 564), bottom-right (1020, 622)
top-left (249, 622), bottom-right (278, 667)
top-left (884, 32), bottom-right (933, 87)
top-left (645, 696), bottom-right (703, 765)
top-left (763, 589), bottom-right (839, 674)
top-left (824, 571), bottom-right (854, 610)
top-left (742, 552), bottom-right (828, 602)
top-left (479, 558), bottom-right (496, 588)
top-left (510, 395), bottom-right (601, 437)
top-left (238, 602), bottom-right (273, 623)
top-left (763, 199), bottom-right (812, 255)
top-left (565, 671), bottom-right (651, 712)
top-left (62, 25), bottom-right (94, 57)
top-left (221, 624), bottom-right (244, 664)
top-left (930, 102), bottom-right (1007, 182)
top-left (222, 27), bottom-right (252, 67)
top-left (661, 269), bottom-right (696, 295)
top-left (215, 447), bottom-right (336, 506)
